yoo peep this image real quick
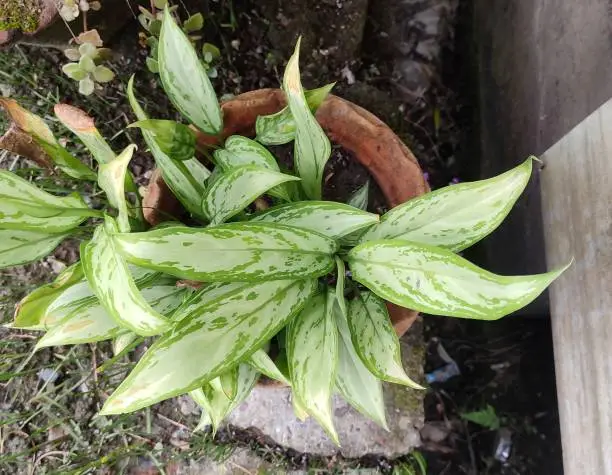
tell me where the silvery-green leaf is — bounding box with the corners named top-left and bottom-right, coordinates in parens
top-left (100, 279), bottom-right (316, 414)
top-left (214, 136), bottom-right (292, 201)
top-left (251, 201), bottom-right (379, 239)
top-left (194, 407), bottom-right (212, 432)
top-left (13, 262), bottom-right (86, 330)
top-left (287, 290), bottom-right (339, 444)
top-left (347, 181), bottom-right (369, 211)
top-left (256, 83), bottom-right (335, 145)
top-left (348, 240), bottom-right (569, 320)
top-left (81, 217), bottom-right (170, 336)
top-left (361, 159), bottom-right (534, 251)
top-left (113, 332), bottom-right (137, 355)
top-left (98, 144), bottom-right (135, 233)
top-left (335, 257), bottom-right (347, 318)
top-left (249, 348), bottom-right (290, 386)
top-left (36, 284), bottom-right (186, 348)
top-left (0, 98), bottom-right (95, 180)
top-left (220, 366), bottom-right (239, 400)
top-left (292, 393), bottom-right (309, 421)
top-left (171, 282), bottom-right (242, 322)
top-left (114, 222), bottom-right (337, 281)
top-left (203, 165), bottom-right (300, 225)
top-left (126, 76), bottom-right (210, 220)
top-left (334, 298), bottom-right (387, 429)
top-left (159, 7), bottom-right (222, 134)
top-left (0, 229), bottom-right (71, 269)
top-left (0, 198), bottom-right (91, 233)
top-left (283, 39), bottom-right (331, 200)
top-left (347, 290), bottom-right (422, 389)
top-left (129, 119), bottom-right (195, 161)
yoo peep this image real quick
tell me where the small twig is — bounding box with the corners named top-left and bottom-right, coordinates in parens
top-left (82, 10), bottom-right (88, 33)
top-left (157, 413), bottom-right (189, 431)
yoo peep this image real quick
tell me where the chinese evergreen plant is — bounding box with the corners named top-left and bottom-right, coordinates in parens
top-left (1, 8), bottom-right (567, 443)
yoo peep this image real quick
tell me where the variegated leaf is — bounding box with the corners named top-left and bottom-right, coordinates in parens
top-left (335, 257), bottom-right (347, 318)
top-left (361, 159), bottom-right (534, 251)
top-left (100, 279), bottom-right (316, 414)
top-left (36, 284), bottom-right (185, 348)
top-left (334, 297), bottom-right (387, 429)
top-left (113, 332), bottom-right (138, 356)
top-left (0, 98), bottom-right (96, 180)
top-left (348, 240), bottom-right (569, 319)
top-left (126, 76), bottom-right (210, 220)
top-left (0, 229), bottom-right (71, 269)
top-left (287, 289), bottom-right (339, 444)
top-left (347, 181), bottom-right (369, 211)
top-left (171, 282), bottom-right (242, 322)
top-left (220, 366), bottom-right (239, 400)
top-left (249, 348), bottom-right (290, 386)
top-left (251, 201), bottom-right (379, 240)
top-left (292, 393), bottom-right (309, 421)
top-left (129, 119), bottom-right (195, 162)
top-left (114, 222), bottom-right (337, 281)
top-left (98, 145), bottom-right (136, 233)
top-left (159, 7), bottom-right (222, 134)
top-left (214, 135), bottom-right (292, 201)
top-left (283, 39), bottom-right (331, 200)
top-left (255, 83), bottom-right (335, 145)
top-left (81, 217), bottom-right (170, 336)
top-left (202, 165), bottom-right (300, 225)
top-left (347, 290), bottom-right (422, 389)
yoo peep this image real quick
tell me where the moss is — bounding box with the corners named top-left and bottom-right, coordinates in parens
top-left (0, 0), bottom-right (40, 33)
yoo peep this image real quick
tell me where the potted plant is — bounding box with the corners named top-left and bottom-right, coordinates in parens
top-left (1, 8), bottom-right (568, 444)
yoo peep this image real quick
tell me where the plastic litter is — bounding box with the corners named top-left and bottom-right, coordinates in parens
top-left (425, 340), bottom-right (460, 384)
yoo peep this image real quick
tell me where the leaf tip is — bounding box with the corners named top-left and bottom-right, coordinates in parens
top-left (54, 104), bottom-right (96, 132)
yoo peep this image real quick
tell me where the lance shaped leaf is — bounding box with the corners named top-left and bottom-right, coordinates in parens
top-left (113, 332), bottom-right (138, 356)
top-left (335, 257), bottom-right (347, 318)
top-left (283, 39), bottom-right (331, 200)
top-left (347, 290), bottom-right (422, 389)
top-left (36, 284), bottom-right (186, 347)
top-left (249, 348), bottom-right (291, 386)
top-left (114, 222), bottom-right (337, 281)
top-left (348, 240), bottom-right (569, 319)
top-left (214, 135), bottom-right (292, 201)
top-left (81, 217), bottom-right (170, 336)
top-left (334, 297), bottom-right (387, 429)
top-left (203, 165), bottom-right (300, 225)
top-left (0, 99), bottom-right (95, 180)
top-left (256, 83), bottom-right (335, 145)
top-left (361, 159), bottom-right (534, 251)
top-left (220, 366), bottom-right (239, 400)
top-left (126, 76), bottom-right (210, 220)
top-left (100, 279), bottom-right (316, 414)
top-left (128, 119), bottom-right (195, 162)
top-left (98, 145), bottom-right (136, 233)
top-left (347, 181), bottom-right (369, 211)
top-left (159, 7), bottom-right (222, 134)
top-left (287, 290), bottom-right (339, 445)
top-left (251, 201), bottom-right (379, 240)
top-left (0, 229), bottom-right (72, 269)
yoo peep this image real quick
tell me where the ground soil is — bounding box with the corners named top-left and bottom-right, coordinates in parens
top-left (0, 0), bottom-right (563, 473)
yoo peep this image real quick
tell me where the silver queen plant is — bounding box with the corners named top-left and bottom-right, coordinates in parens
top-left (2, 7), bottom-right (568, 443)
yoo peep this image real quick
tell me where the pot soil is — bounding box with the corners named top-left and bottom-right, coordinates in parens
top-left (142, 88), bottom-right (429, 337)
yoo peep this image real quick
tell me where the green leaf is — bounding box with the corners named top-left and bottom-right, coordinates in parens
top-left (460, 405), bottom-right (500, 430)
top-left (36, 283), bottom-right (186, 347)
top-left (183, 13), bottom-right (204, 33)
top-left (146, 56), bottom-right (160, 73)
top-left (98, 145), bottom-right (136, 233)
top-left (79, 55), bottom-right (96, 73)
top-left (256, 83), bottom-right (335, 146)
top-left (287, 289), bottom-right (339, 444)
top-left (100, 279), bottom-right (316, 414)
top-left (62, 63), bottom-right (87, 81)
top-left (249, 348), bottom-right (290, 386)
top-left (347, 291), bottom-right (422, 389)
top-left (201, 43), bottom-right (220, 60)
top-left (126, 76), bottom-right (210, 220)
top-left (203, 165), bottom-right (300, 225)
top-left (214, 135), bottom-right (292, 201)
top-left (251, 201), bottom-right (379, 239)
top-left (361, 159), bottom-right (534, 251)
top-left (220, 366), bottom-right (239, 400)
top-left (159, 7), bottom-right (222, 134)
top-left (92, 65), bottom-right (115, 83)
top-left (283, 39), bottom-right (331, 199)
top-left (0, 99), bottom-right (95, 180)
top-left (81, 217), bottom-right (170, 336)
top-left (78, 43), bottom-right (97, 57)
top-left (334, 298), bottom-right (387, 430)
top-left (348, 240), bottom-right (569, 320)
top-left (0, 229), bottom-right (71, 269)
top-left (114, 222), bottom-right (337, 281)
top-left (113, 332), bottom-right (138, 355)
top-left (335, 257), bottom-right (347, 318)
top-left (128, 119), bottom-right (195, 161)
top-left (0, 170), bottom-right (95, 232)
top-left (347, 181), bottom-right (369, 211)
top-left (79, 77), bottom-right (95, 96)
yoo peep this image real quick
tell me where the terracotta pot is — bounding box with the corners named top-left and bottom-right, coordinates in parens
top-left (143, 88), bottom-right (429, 337)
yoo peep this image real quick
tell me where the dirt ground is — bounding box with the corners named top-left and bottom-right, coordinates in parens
top-left (0, 0), bottom-right (562, 473)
